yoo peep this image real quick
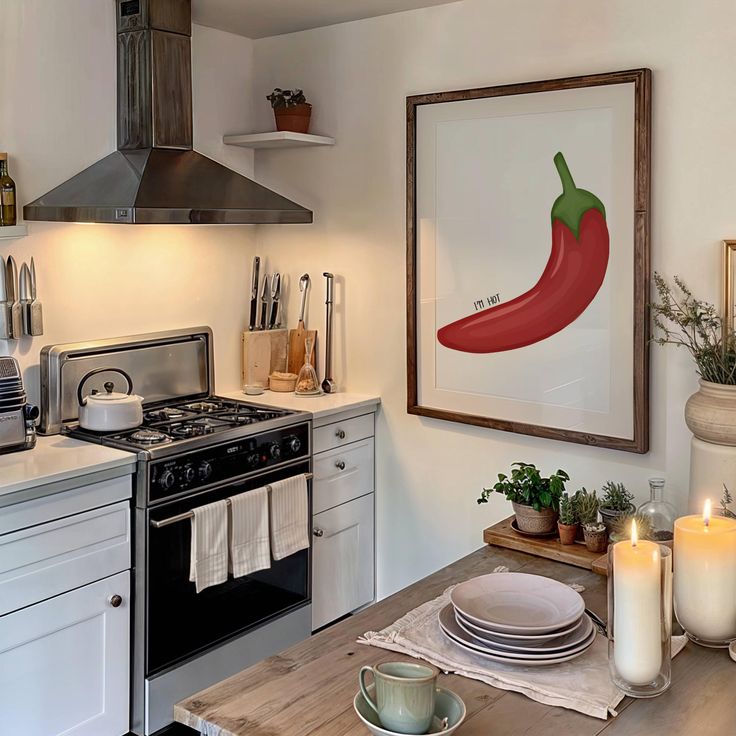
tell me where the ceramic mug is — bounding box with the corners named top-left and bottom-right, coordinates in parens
top-left (359, 661), bottom-right (438, 734)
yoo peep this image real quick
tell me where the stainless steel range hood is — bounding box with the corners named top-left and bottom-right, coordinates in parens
top-left (24, 0), bottom-right (312, 225)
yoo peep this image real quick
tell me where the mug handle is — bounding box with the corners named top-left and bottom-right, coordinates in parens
top-left (359, 666), bottom-right (379, 714)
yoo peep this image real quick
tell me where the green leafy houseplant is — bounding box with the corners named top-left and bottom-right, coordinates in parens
top-left (574, 488), bottom-right (600, 526)
top-left (557, 493), bottom-right (578, 545)
top-left (478, 462), bottom-right (570, 536)
top-left (599, 481), bottom-right (635, 536)
top-left (266, 88), bottom-right (312, 134)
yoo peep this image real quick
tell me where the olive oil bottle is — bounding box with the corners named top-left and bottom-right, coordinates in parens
top-left (0, 153), bottom-right (17, 226)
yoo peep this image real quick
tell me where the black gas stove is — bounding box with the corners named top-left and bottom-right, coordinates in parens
top-left (68, 395), bottom-right (306, 459)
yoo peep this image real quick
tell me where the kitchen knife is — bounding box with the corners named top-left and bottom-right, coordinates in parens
top-left (248, 256), bottom-right (260, 331)
top-left (259, 274), bottom-right (269, 330)
top-left (268, 273), bottom-right (281, 329)
top-left (0, 255), bottom-right (10, 339)
top-left (19, 262), bottom-right (32, 336)
top-left (5, 255), bottom-right (21, 339)
top-left (29, 257), bottom-right (43, 336)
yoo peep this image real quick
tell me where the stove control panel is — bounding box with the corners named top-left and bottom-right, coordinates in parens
top-left (148, 422), bottom-right (310, 503)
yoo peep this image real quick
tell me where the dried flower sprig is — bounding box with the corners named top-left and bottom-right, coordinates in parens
top-left (651, 273), bottom-right (736, 385)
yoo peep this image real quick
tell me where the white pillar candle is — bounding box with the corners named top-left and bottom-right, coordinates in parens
top-left (674, 500), bottom-right (736, 644)
top-left (613, 524), bottom-right (663, 684)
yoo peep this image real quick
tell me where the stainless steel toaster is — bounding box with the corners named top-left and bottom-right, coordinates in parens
top-left (0, 356), bottom-right (37, 454)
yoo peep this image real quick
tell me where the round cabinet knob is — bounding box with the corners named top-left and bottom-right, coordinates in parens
top-left (335, 460), bottom-right (346, 471)
top-left (183, 466), bottom-right (195, 483)
top-left (159, 469), bottom-right (176, 491)
top-left (335, 429), bottom-right (346, 440)
top-left (288, 436), bottom-right (302, 454)
top-left (109, 594), bottom-right (123, 608)
top-left (269, 442), bottom-right (282, 461)
top-left (313, 528), bottom-right (324, 537)
top-left (198, 461), bottom-right (213, 481)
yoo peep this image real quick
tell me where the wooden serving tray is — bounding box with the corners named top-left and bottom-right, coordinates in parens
top-left (483, 516), bottom-right (606, 571)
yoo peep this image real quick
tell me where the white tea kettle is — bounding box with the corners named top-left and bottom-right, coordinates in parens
top-left (77, 367), bottom-right (143, 432)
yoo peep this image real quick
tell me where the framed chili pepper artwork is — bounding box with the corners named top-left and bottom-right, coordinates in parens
top-left (406, 69), bottom-right (651, 453)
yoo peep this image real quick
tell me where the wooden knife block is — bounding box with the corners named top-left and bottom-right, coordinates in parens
top-left (242, 329), bottom-right (288, 388)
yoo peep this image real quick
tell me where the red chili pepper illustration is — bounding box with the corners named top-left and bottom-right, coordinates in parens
top-left (437, 152), bottom-right (609, 354)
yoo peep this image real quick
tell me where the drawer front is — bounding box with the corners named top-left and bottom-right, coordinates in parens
top-left (313, 437), bottom-right (374, 514)
top-left (0, 473), bottom-right (132, 536)
top-left (0, 501), bottom-right (131, 615)
top-left (313, 412), bottom-right (374, 455)
top-left (0, 571), bottom-right (130, 735)
top-left (312, 493), bottom-right (375, 630)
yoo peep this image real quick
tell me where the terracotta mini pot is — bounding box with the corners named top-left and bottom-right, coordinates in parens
top-left (274, 103), bottom-right (312, 134)
top-left (558, 522), bottom-right (578, 546)
top-left (685, 379), bottom-right (736, 445)
top-left (512, 502), bottom-right (558, 535)
top-left (583, 527), bottom-right (608, 553)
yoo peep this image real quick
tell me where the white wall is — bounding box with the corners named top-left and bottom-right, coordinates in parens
top-left (250, 0), bottom-right (736, 597)
top-left (0, 1), bottom-right (258, 400)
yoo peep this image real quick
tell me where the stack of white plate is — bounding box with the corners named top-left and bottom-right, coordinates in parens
top-left (439, 572), bottom-right (596, 666)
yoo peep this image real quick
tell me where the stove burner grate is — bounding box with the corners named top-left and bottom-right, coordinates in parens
top-left (129, 429), bottom-right (171, 445)
top-left (183, 401), bottom-right (222, 413)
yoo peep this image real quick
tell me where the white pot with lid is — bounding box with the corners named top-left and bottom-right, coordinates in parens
top-left (77, 367), bottom-right (143, 431)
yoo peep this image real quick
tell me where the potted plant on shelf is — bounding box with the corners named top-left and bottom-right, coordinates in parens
top-left (574, 488), bottom-right (607, 552)
top-left (557, 493), bottom-right (578, 545)
top-left (652, 273), bottom-right (736, 444)
top-left (266, 88), bottom-right (312, 134)
top-left (477, 462), bottom-right (569, 535)
top-left (599, 481), bottom-right (635, 535)
top-left (609, 513), bottom-right (654, 543)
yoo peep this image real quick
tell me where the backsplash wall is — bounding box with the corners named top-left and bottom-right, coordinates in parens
top-left (0, 2), bottom-right (259, 401)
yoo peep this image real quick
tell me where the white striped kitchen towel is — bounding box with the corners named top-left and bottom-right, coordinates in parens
top-left (228, 486), bottom-right (271, 577)
top-left (189, 499), bottom-right (229, 593)
top-left (269, 474), bottom-right (310, 560)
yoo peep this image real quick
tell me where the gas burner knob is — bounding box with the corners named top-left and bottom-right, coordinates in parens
top-left (287, 436), bottom-right (302, 454)
top-left (183, 466), bottom-right (196, 484)
top-left (269, 442), bottom-right (282, 461)
top-left (247, 452), bottom-right (261, 469)
top-left (198, 461), bottom-right (213, 481)
top-left (158, 469), bottom-right (176, 491)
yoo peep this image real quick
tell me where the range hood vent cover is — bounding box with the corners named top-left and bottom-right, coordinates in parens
top-left (24, 0), bottom-right (312, 225)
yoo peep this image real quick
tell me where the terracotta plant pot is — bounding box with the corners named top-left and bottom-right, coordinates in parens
top-left (685, 379), bottom-right (736, 445)
top-left (512, 502), bottom-right (558, 535)
top-left (583, 526), bottom-right (608, 553)
top-left (558, 522), bottom-right (578, 546)
top-left (599, 505), bottom-right (635, 537)
top-left (274, 103), bottom-right (312, 134)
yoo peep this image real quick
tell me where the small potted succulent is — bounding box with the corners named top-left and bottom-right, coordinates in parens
top-left (478, 462), bottom-right (569, 535)
top-left (266, 88), bottom-right (312, 133)
top-left (557, 493), bottom-right (578, 545)
top-left (609, 513), bottom-right (654, 543)
top-left (599, 481), bottom-right (635, 536)
top-left (574, 488), bottom-right (607, 552)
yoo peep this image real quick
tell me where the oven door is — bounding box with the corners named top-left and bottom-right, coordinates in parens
top-left (145, 460), bottom-right (311, 675)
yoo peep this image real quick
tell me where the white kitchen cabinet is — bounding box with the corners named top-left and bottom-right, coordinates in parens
top-left (312, 492), bottom-right (374, 630)
top-left (311, 409), bottom-right (376, 630)
top-left (0, 571), bottom-right (130, 735)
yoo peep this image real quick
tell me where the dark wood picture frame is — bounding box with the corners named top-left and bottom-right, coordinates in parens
top-left (406, 69), bottom-right (651, 453)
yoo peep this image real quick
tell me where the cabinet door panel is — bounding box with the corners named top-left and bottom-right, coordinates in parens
top-left (312, 494), bottom-right (374, 630)
top-left (0, 572), bottom-right (130, 735)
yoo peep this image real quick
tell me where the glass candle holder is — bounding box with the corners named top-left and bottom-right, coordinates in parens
top-left (674, 507), bottom-right (736, 648)
top-left (608, 538), bottom-right (672, 698)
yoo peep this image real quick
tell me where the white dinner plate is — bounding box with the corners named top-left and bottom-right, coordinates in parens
top-left (449, 572), bottom-right (585, 634)
top-left (454, 610), bottom-right (594, 653)
top-left (454, 609), bottom-right (582, 643)
top-left (438, 604), bottom-right (596, 666)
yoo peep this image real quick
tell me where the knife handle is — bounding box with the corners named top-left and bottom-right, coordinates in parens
top-left (29, 302), bottom-right (43, 336)
top-left (9, 302), bottom-right (22, 339)
top-left (0, 304), bottom-right (11, 340)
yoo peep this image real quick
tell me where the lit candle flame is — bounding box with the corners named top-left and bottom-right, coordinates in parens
top-left (631, 519), bottom-right (638, 547)
top-left (703, 498), bottom-right (712, 528)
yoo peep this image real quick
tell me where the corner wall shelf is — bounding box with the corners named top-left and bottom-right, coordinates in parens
top-left (223, 132), bottom-right (335, 149)
top-left (0, 224), bottom-right (28, 240)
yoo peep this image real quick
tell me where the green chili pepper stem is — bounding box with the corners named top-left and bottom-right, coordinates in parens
top-left (550, 151), bottom-right (606, 240)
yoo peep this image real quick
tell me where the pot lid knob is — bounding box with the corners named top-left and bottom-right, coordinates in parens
top-left (104, 381), bottom-right (115, 394)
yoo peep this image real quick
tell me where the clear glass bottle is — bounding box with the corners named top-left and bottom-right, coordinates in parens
top-left (638, 478), bottom-right (677, 542)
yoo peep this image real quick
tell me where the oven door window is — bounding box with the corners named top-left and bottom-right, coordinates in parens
top-left (146, 464), bottom-right (310, 674)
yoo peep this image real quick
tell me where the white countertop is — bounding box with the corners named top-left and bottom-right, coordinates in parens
top-left (0, 435), bottom-right (137, 500)
top-left (220, 390), bottom-right (380, 419)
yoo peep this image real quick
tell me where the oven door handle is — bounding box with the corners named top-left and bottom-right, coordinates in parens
top-left (149, 472), bottom-right (313, 529)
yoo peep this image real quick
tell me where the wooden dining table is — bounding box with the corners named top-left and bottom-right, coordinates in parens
top-left (174, 545), bottom-right (735, 735)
